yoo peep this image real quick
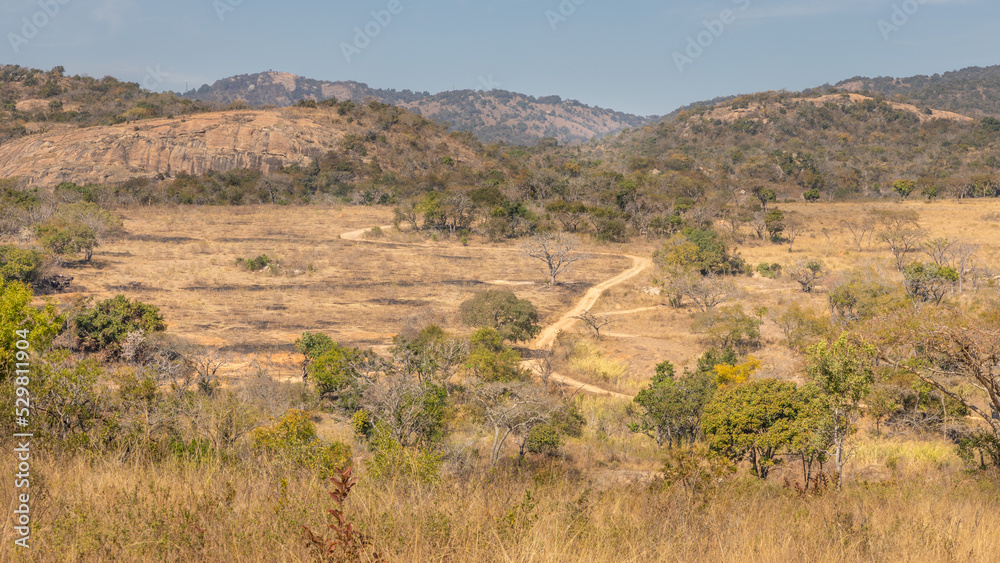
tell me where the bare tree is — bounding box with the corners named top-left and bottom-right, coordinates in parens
top-left (522, 233), bottom-right (584, 286)
top-left (573, 311), bottom-right (614, 340)
top-left (786, 259), bottom-right (824, 293)
top-left (470, 381), bottom-right (556, 464)
top-left (840, 217), bottom-right (875, 252)
top-left (670, 273), bottom-right (742, 311)
top-left (187, 348), bottom-right (230, 397)
top-left (879, 227), bottom-right (925, 271)
top-left (951, 242), bottom-right (979, 294)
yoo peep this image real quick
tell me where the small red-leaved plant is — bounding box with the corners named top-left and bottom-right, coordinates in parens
top-left (303, 466), bottom-right (383, 562)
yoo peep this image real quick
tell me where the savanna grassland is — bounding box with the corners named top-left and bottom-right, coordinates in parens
top-left (4, 198), bottom-right (1000, 561)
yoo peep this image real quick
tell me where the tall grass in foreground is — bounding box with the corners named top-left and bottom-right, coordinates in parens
top-left (2, 435), bottom-right (999, 562)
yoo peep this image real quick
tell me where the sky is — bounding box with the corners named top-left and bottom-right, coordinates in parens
top-left (2, 0), bottom-right (998, 116)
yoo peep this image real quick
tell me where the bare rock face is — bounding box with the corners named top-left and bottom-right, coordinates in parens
top-left (0, 109), bottom-right (347, 186)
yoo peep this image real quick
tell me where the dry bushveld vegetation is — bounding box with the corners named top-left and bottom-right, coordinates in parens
top-left (4, 199), bottom-right (1000, 561)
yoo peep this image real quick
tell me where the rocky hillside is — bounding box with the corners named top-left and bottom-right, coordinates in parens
top-left (836, 65), bottom-right (1000, 118)
top-left (184, 71), bottom-right (652, 145)
top-left (0, 103), bottom-right (485, 187)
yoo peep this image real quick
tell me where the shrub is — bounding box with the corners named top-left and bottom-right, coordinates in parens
top-left (525, 423), bottom-right (561, 456)
top-left (73, 295), bottom-right (165, 355)
top-left (755, 262), bottom-right (782, 279)
top-left (0, 245), bottom-right (45, 284)
top-left (465, 328), bottom-right (529, 382)
top-left (236, 254), bottom-right (278, 273)
top-left (252, 409), bottom-right (352, 478)
top-left (1, 280), bottom-right (64, 379)
top-left (365, 424), bottom-right (442, 482)
top-left (692, 305), bottom-right (762, 354)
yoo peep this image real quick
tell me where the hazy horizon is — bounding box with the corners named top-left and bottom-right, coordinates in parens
top-left (2, 0), bottom-right (998, 116)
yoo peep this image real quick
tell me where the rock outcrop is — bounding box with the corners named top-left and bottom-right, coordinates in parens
top-left (0, 109), bottom-right (345, 186)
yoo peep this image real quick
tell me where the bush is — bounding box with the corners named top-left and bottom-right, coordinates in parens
top-left (755, 262), bottom-right (782, 279)
top-left (73, 295), bottom-right (166, 356)
top-left (365, 424), bottom-right (442, 482)
top-left (1, 280), bottom-right (64, 378)
top-left (252, 409), bottom-right (352, 478)
top-left (466, 328), bottom-right (529, 382)
top-left (236, 254), bottom-right (278, 273)
top-left (0, 245), bottom-right (45, 284)
top-left (525, 423), bottom-right (561, 456)
top-left (692, 305), bottom-right (762, 354)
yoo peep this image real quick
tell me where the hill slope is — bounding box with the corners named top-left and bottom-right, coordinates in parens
top-left (837, 65), bottom-right (1000, 118)
top-left (0, 103), bottom-right (485, 187)
top-left (183, 71), bottom-right (652, 145)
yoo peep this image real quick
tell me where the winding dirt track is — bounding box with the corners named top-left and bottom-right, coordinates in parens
top-left (341, 225), bottom-right (648, 400)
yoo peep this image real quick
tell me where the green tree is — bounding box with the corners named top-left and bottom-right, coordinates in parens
top-left (459, 290), bottom-right (540, 343)
top-left (629, 361), bottom-right (716, 447)
top-left (805, 333), bottom-right (876, 487)
top-left (752, 186), bottom-right (777, 210)
top-left (892, 179), bottom-right (916, 200)
top-left (308, 343), bottom-right (372, 399)
top-left (764, 209), bottom-right (785, 242)
top-left (295, 331), bottom-right (336, 382)
top-left (702, 379), bottom-right (805, 479)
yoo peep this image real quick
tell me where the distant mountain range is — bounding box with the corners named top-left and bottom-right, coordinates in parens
top-left (182, 72), bottom-right (654, 146)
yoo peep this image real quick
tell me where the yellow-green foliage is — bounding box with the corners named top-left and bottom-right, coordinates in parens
top-left (568, 341), bottom-right (628, 384)
top-left (713, 355), bottom-right (761, 386)
top-left (252, 409), bottom-right (351, 477)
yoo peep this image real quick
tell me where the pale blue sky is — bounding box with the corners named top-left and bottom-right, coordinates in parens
top-left (2, 0), bottom-right (996, 116)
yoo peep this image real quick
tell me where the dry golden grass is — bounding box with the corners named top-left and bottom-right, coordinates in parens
top-left (4, 430), bottom-right (999, 562)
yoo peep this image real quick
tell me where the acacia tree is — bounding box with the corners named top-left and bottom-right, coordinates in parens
top-left (522, 232), bottom-right (584, 286)
top-left (805, 333), bottom-right (875, 487)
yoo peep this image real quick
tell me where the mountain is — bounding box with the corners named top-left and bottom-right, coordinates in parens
top-left (183, 71), bottom-right (653, 145)
top-left (836, 65), bottom-right (1000, 118)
